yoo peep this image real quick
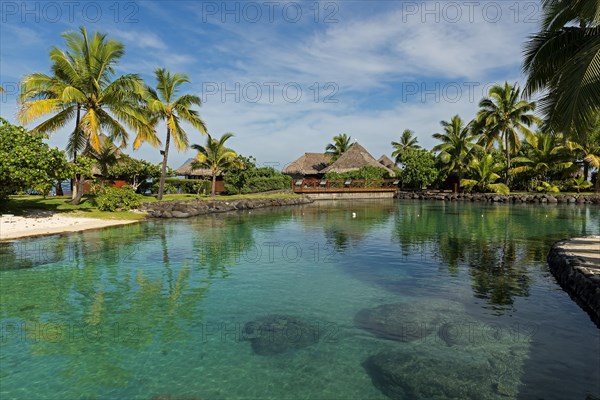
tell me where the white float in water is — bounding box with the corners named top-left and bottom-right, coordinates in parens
top-left (352, 212), bottom-right (356, 218)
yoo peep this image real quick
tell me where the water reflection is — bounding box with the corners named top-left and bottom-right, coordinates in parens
top-left (1, 200), bottom-right (598, 399)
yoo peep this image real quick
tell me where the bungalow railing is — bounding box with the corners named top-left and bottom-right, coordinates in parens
top-left (292, 179), bottom-right (400, 193)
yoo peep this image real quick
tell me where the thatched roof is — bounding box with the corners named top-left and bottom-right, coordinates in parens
top-left (176, 158), bottom-right (220, 177)
top-left (321, 143), bottom-right (395, 177)
top-left (378, 155), bottom-right (396, 169)
top-left (282, 153), bottom-right (332, 176)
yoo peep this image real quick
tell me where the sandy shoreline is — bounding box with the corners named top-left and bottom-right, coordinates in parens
top-left (0, 213), bottom-right (140, 241)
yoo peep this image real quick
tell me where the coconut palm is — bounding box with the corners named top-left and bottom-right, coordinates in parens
top-left (523, 0), bottom-right (600, 134)
top-left (567, 113), bottom-right (600, 186)
top-left (511, 131), bottom-right (573, 182)
top-left (138, 68), bottom-right (207, 200)
top-left (476, 82), bottom-right (541, 185)
top-left (432, 116), bottom-right (481, 184)
top-left (325, 133), bottom-right (352, 161)
top-left (18, 27), bottom-right (151, 203)
top-left (191, 133), bottom-right (242, 197)
top-left (461, 154), bottom-right (510, 195)
top-left (391, 129), bottom-right (420, 163)
top-left (87, 140), bottom-right (120, 183)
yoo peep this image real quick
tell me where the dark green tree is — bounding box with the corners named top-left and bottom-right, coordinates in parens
top-left (396, 148), bottom-right (438, 189)
top-left (0, 119), bottom-right (71, 199)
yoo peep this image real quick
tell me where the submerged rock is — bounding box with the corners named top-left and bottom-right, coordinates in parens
top-left (363, 343), bottom-right (528, 400)
top-left (243, 314), bottom-right (319, 355)
top-left (354, 300), bottom-right (463, 343)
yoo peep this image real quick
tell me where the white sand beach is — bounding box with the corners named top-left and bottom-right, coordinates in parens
top-left (0, 213), bottom-right (140, 241)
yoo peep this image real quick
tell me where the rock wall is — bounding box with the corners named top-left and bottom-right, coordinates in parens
top-left (394, 191), bottom-right (600, 204)
top-left (140, 196), bottom-right (313, 218)
top-left (547, 237), bottom-right (600, 324)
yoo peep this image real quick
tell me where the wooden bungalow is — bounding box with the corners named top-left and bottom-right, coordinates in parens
top-left (176, 158), bottom-right (224, 194)
top-left (320, 143), bottom-right (396, 177)
top-left (282, 153), bottom-right (332, 179)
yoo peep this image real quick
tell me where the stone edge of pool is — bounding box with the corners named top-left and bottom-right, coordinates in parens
top-left (547, 236), bottom-right (600, 324)
top-left (395, 192), bottom-right (600, 204)
top-left (140, 196), bottom-right (314, 218)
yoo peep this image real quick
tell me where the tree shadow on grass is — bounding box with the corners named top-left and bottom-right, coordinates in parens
top-left (0, 195), bottom-right (97, 217)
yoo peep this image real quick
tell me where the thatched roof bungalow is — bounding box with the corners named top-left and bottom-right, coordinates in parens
top-left (282, 153), bottom-right (332, 178)
top-left (176, 158), bottom-right (222, 178)
top-left (321, 143), bottom-right (395, 177)
top-left (377, 155), bottom-right (396, 170)
top-left (176, 158), bottom-right (224, 193)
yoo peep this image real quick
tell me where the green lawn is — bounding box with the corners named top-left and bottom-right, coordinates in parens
top-left (1, 192), bottom-right (303, 220)
top-left (0, 195), bottom-right (145, 220)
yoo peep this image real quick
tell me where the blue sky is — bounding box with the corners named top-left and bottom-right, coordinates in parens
top-left (0, 1), bottom-right (542, 170)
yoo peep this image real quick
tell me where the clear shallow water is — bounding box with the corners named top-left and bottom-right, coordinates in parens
top-left (0, 200), bottom-right (599, 400)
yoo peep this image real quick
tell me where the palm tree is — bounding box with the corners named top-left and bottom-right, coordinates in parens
top-left (567, 113), bottom-right (600, 185)
top-left (476, 82), bottom-right (541, 185)
top-left (432, 116), bottom-right (481, 184)
top-left (461, 154), bottom-right (510, 195)
top-left (87, 140), bottom-right (120, 183)
top-left (391, 129), bottom-right (420, 163)
top-left (523, 0), bottom-right (600, 134)
top-left (191, 133), bottom-right (242, 196)
top-left (325, 133), bottom-right (352, 161)
top-left (138, 68), bottom-right (207, 200)
top-left (511, 130), bottom-right (573, 184)
top-left (18, 27), bottom-right (151, 204)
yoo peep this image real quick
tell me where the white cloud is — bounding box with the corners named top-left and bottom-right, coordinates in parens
top-left (0, 1), bottom-right (541, 171)
top-left (112, 29), bottom-right (167, 50)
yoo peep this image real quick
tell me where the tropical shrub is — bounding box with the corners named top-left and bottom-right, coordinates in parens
top-left (165, 178), bottom-right (212, 195)
top-left (569, 176), bottom-right (593, 193)
top-left (96, 186), bottom-right (142, 211)
top-left (396, 148), bottom-right (438, 189)
top-left (150, 182), bottom-right (177, 195)
top-left (461, 154), bottom-right (510, 194)
top-left (224, 155), bottom-right (291, 194)
top-left (536, 181), bottom-right (560, 193)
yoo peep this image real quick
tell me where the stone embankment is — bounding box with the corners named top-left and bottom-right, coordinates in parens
top-left (394, 191), bottom-right (600, 204)
top-left (547, 236), bottom-right (600, 323)
top-left (140, 197), bottom-right (313, 218)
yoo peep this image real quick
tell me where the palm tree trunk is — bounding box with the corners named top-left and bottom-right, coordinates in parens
top-left (211, 173), bottom-right (217, 197)
top-left (71, 106), bottom-right (83, 205)
top-left (583, 163), bottom-right (589, 181)
top-left (158, 128), bottom-right (171, 200)
top-left (505, 133), bottom-right (511, 186)
top-left (72, 177), bottom-right (85, 205)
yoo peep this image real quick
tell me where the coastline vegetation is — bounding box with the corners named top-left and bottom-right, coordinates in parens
top-left (2, 1), bottom-right (599, 215)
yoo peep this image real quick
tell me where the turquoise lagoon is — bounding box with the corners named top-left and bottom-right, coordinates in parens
top-left (0, 200), bottom-right (599, 399)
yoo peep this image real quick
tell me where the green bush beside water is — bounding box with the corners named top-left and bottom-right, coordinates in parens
top-left (224, 156), bottom-right (291, 194)
top-left (164, 178), bottom-right (212, 195)
top-left (96, 186), bottom-right (142, 211)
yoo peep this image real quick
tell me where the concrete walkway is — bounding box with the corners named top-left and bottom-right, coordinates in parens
top-left (548, 236), bottom-right (600, 322)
